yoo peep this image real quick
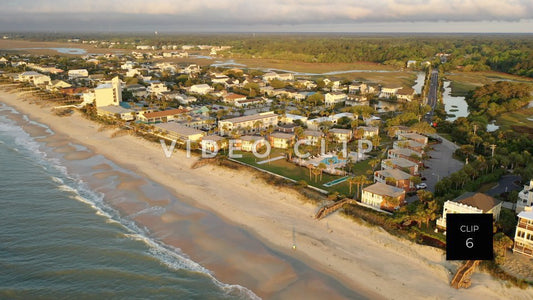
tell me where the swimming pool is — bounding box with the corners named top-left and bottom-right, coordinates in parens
top-left (320, 156), bottom-right (345, 165)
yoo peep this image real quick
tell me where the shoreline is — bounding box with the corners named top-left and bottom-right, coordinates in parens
top-left (1, 89), bottom-right (532, 299)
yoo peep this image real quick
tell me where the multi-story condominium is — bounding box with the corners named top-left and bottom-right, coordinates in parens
top-left (218, 112), bottom-right (278, 136)
top-left (94, 76), bottom-right (122, 107)
top-left (513, 207), bottom-right (533, 258)
top-left (516, 179), bottom-right (533, 214)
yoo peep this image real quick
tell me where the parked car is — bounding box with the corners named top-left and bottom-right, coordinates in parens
top-left (416, 183), bottom-right (427, 190)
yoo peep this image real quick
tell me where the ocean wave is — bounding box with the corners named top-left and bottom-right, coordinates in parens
top-left (127, 206), bottom-right (167, 219)
top-left (0, 104), bottom-right (260, 300)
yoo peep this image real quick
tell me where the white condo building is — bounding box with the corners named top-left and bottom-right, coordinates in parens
top-left (516, 179), bottom-right (533, 214)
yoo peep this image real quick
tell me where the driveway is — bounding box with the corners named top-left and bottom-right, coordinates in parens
top-left (486, 175), bottom-right (522, 197)
top-left (421, 134), bottom-right (464, 193)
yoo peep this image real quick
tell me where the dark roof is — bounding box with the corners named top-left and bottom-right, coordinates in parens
top-left (453, 192), bottom-right (501, 212)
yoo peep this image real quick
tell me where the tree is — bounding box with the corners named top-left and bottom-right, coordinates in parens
top-left (493, 232), bottom-right (513, 263)
top-left (410, 175), bottom-right (422, 187)
top-left (417, 190), bottom-right (433, 203)
top-left (317, 162), bottom-right (327, 181)
top-left (347, 176), bottom-right (356, 196)
top-left (353, 175), bottom-right (371, 200)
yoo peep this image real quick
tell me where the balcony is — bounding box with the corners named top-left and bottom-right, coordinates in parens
top-left (518, 221), bottom-right (533, 231)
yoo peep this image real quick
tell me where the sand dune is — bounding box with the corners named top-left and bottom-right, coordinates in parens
top-left (1, 90), bottom-right (531, 299)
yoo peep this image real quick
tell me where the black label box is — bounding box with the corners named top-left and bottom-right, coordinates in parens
top-left (446, 213), bottom-right (493, 260)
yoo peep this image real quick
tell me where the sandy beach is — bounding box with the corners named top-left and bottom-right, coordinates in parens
top-left (1, 89), bottom-right (532, 299)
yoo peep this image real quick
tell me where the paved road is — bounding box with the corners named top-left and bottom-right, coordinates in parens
top-left (423, 69), bottom-right (439, 123)
top-left (486, 175), bottom-right (522, 196)
top-left (421, 134), bottom-right (464, 193)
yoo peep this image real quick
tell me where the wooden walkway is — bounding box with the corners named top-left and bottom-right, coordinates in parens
top-left (315, 198), bottom-right (357, 220)
top-left (450, 260), bottom-right (480, 289)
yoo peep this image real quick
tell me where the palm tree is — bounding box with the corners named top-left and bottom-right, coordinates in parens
top-left (307, 164), bottom-right (314, 180)
top-left (317, 162), bottom-right (327, 181)
top-left (347, 176), bottom-right (356, 196)
top-left (312, 168), bottom-right (322, 182)
top-left (354, 175), bottom-right (370, 200)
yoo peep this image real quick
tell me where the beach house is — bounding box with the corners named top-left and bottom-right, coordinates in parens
top-left (97, 105), bottom-right (135, 121)
top-left (374, 169), bottom-right (413, 191)
top-left (387, 148), bottom-right (422, 164)
top-left (361, 182), bottom-right (406, 212)
top-left (516, 179), bottom-right (533, 214)
top-left (513, 207), bottom-right (533, 258)
top-left (436, 192), bottom-right (502, 230)
top-left (393, 139), bottom-right (425, 154)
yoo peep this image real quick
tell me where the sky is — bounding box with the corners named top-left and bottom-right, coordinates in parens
top-left (1, 0), bottom-right (532, 33)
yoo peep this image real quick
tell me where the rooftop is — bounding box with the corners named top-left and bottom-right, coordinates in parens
top-left (363, 182), bottom-right (405, 198)
top-left (375, 169), bottom-right (411, 180)
top-left (518, 208), bottom-right (533, 220)
top-left (220, 112), bottom-right (277, 124)
top-left (143, 108), bottom-right (188, 119)
top-left (154, 122), bottom-right (204, 137)
top-left (453, 192), bottom-right (501, 212)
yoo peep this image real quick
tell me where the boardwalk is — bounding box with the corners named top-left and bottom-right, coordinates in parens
top-left (450, 260), bottom-right (480, 289)
top-left (315, 198), bottom-right (357, 220)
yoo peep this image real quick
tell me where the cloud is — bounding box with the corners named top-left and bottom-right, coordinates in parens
top-left (0, 0), bottom-right (532, 31)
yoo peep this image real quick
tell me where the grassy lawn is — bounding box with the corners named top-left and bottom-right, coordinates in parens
top-left (446, 71), bottom-right (533, 97)
top-left (341, 71), bottom-right (417, 87)
top-left (233, 148), bottom-right (374, 197)
top-left (496, 107), bottom-right (533, 131)
top-left (477, 182), bottom-right (498, 193)
top-left (449, 81), bottom-right (477, 96)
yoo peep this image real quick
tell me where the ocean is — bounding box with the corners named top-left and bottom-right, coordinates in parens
top-left (0, 101), bottom-right (363, 300)
top-left (0, 104), bottom-right (252, 299)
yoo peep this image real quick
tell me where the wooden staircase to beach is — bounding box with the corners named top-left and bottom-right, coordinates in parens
top-left (450, 260), bottom-right (480, 289)
top-left (315, 198), bottom-right (357, 220)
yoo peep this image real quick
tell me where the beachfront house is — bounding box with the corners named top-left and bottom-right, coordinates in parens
top-left (516, 179), bottom-right (533, 214)
top-left (361, 182), bottom-right (406, 212)
top-left (269, 132), bottom-right (295, 149)
top-left (374, 169), bottom-right (413, 192)
top-left (153, 122), bottom-right (205, 143)
top-left (218, 112), bottom-right (278, 136)
top-left (513, 207), bottom-right (533, 258)
top-left (280, 114), bottom-right (308, 125)
top-left (436, 192), bottom-right (502, 231)
top-left (94, 76), bottom-right (122, 107)
top-left (235, 98), bottom-right (264, 108)
top-left (97, 105), bottom-right (135, 121)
